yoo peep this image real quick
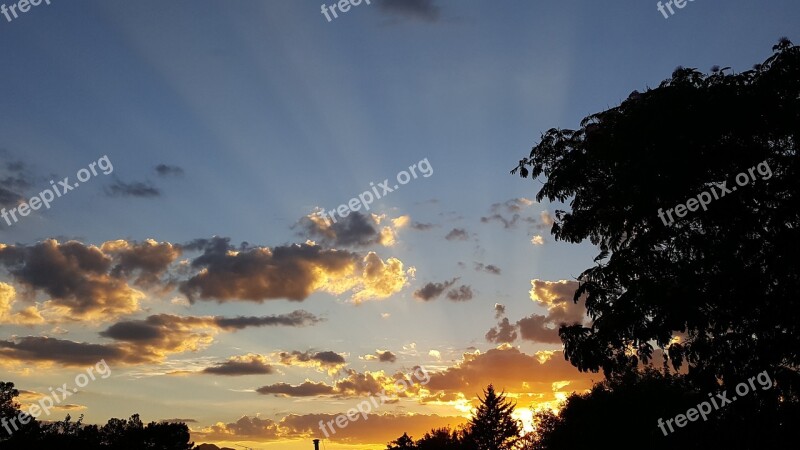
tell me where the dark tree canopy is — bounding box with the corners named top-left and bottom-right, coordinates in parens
top-left (386, 432), bottom-right (416, 450)
top-left (512, 39), bottom-right (800, 393)
top-left (0, 381), bottom-right (194, 450)
top-left (527, 368), bottom-right (800, 450)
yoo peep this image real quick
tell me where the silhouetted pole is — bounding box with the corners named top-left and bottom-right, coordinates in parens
top-left (313, 439), bottom-right (320, 450)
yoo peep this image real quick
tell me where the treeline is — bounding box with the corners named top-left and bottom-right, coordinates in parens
top-left (388, 369), bottom-right (800, 450)
top-left (386, 384), bottom-right (521, 450)
top-left (1, 381), bottom-right (193, 450)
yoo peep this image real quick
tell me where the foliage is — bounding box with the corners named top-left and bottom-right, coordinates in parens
top-left (0, 381), bottom-right (194, 450)
top-left (511, 39), bottom-right (800, 391)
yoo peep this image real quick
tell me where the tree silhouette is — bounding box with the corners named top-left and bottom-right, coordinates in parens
top-left (465, 385), bottom-right (520, 450)
top-left (415, 426), bottom-right (465, 450)
top-left (0, 381), bottom-right (194, 450)
top-left (511, 38), bottom-right (800, 450)
top-left (386, 432), bottom-right (416, 450)
top-left (511, 39), bottom-right (800, 392)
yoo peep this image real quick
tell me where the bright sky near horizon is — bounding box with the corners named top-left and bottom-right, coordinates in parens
top-left (1, 1), bottom-right (798, 449)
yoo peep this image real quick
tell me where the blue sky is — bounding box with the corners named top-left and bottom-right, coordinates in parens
top-left (1, 0), bottom-right (798, 448)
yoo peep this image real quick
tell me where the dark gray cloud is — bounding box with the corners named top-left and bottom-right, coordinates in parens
top-left (480, 198), bottom-right (539, 229)
top-left (413, 278), bottom-right (458, 301)
top-left (377, 350), bottom-right (397, 363)
top-left (516, 314), bottom-right (561, 344)
top-left (179, 238), bottom-right (356, 302)
top-left (278, 350), bottom-right (346, 367)
top-left (494, 303), bottom-right (506, 319)
top-left (0, 186), bottom-right (22, 207)
top-left (445, 285), bottom-right (473, 302)
top-left (0, 239), bottom-right (142, 319)
top-left (178, 236), bottom-right (408, 303)
top-left (256, 368), bottom-right (412, 399)
top-left (444, 228), bottom-right (468, 241)
top-left (0, 336), bottom-right (140, 366)
top-left (485, 318), bottom-right (518, 344)
top-left (475, 263), bottom-right (501, 275)
top-left (102, 240), bottom-right (181, 287)
top-left (161, 418), bottom-right (198, 424)
top-left (297, 211), bottom-right (379, 248)
top-left (100, 310), bottom-right (322, 342)
top-left (214, 310), bottom-right (323, 330)
top-left (410, 222), bottom-right (436, 231)
top-left (256, 381), bottom-right (335, 397)
top-left (0, 153), bottom-right (33, 207)
top-left (480, 213), bottom-right (538, 229)
top-left (203, 356), bottom-right (274, 376)
top-left (155, 164), bottom-right (185, 177)
top-left (105, 178), bottom-right (160, 198)
top-left (378, 0), bottom-right (440, 22)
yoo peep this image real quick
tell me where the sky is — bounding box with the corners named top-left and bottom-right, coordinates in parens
top-left (0, 0), bottom-right (798, 449)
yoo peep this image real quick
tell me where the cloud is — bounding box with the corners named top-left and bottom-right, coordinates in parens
top-left (413, 278), bottom-right (457, 301)
top-left (104, 178), bottom-right (160, 198)
top-left (0, 336), bottom-right (142, 367)
top-left (0, 282), bottom-right (44, 325)
top-left (256, 381), bottom-right (335, 397)
top-left (277, 350), bottom-right (347, 374)
top-left (97, 311), bottom-right (322, 365)
top-left (531, 235), bottom-right (545, 245)
top-left (256, 367), bottom-right (430, 400)
top-left (517, 314), bottom-right (561, 344)
top-left (213, 310), bottom-right (322, 329)
top-left (485, 318), bottom-right (518, 344)
top-left (410, 222), bottom-right (436, 231)
top-left (279, 413), bottom-right (466, 444)
top-left (297, 211), bottom-right (408, 249)
top-left (444, 228), bottom-right (468, 241)
top-left (197, 416), bottom-right (280, 441)
top-left (202, 354), bottom-right (274, 376)
top-left (161, 418), bottom-right (198, 424)
top-left (413, 279), bottom-right (472, 302)
top-left (298, 211), bottom-right (379, 248)
top-left (516, 280), bottom-right (588, 344)
top-left (480, 198), bottom-right (538, 229)
top-left (423, 346), bottom-right (596, 404)
top-left (486, 303), bottom-right (518, 343)
top-left (377, 0), bottom-right (441, 22)
top-left (528, 279), bottom-right (586, 325)
top-left (446, 285), bottom-right (473, 302)
top-left (494, 303), bottom-right (506, 319)
top-left (0, 152), bottom-right (33, 207)
top-left (101, 239), bottom-right (181, 287)
top-left (474, 263), bottom-right (501, 275)
top-left (364, 350), bottom-right (397, 363)
top-left (0, 240), bottom-right (145, 321)
top-left (154, 164), bottom-right (184, 177)
top-left (196, 413), bottom-right (466, 445)
top-left (377, 215), bottom-right (410, 247)
top-left (179, 238), bottom-right (411, 303)
top-left (540, 211), bottom-right (555, 227)
top-left (54, 404), bottom-right (86, 411)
